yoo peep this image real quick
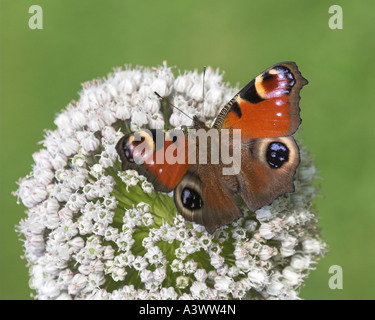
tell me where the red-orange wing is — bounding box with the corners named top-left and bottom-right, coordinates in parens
top-left (116, 129), bottom-right (192, 193)
top-left (213, 62), bottom-right (308, 138)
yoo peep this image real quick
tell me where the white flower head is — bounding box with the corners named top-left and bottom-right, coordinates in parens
top-left (15, 62), bottom-right (325, 300)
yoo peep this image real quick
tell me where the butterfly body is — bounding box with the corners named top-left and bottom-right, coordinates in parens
top-left (116, 62), bottom-right (308, 232)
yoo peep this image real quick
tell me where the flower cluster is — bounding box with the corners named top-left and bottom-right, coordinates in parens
top-left (15, 62), bottom-right (326, 299)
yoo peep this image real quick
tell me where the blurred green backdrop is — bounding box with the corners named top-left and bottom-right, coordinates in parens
top-left (1, 0), bottom-right (374, 300)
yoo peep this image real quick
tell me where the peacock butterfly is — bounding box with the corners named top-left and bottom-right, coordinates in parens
top-left (116, 62), bottom-right (308, 233)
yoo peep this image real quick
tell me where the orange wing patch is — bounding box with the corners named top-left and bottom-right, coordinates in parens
top-left (222, 96), bottom-right (292, 138)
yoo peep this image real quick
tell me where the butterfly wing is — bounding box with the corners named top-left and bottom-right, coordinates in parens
top-left (173, 165), bottom-right (241, 233)
top-left (213, 62), bottom-right (307, 138)
top-left (237, 136), bottom-right (300, 211)
top-left (116, 129), bottom-right (191, 193)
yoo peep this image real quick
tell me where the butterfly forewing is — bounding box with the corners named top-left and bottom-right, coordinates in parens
top-left (214, 62), bottom-right (307, 139)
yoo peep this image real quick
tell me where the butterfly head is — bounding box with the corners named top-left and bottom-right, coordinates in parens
top-left (192, 116), bottom-right (209, 130)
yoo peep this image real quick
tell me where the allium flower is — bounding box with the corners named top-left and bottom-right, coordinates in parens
top-left (15, 62), bottom-right (326, 300)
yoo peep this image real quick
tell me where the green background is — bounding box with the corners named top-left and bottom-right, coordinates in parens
top-left (1, 0), bottom-right (374, 300)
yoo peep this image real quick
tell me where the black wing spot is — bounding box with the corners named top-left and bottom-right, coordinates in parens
top-left (240, 79), bottom-right (265, 104)
top-left (262, 71), bottom-right (273, 82)
top-left (181, 187), bottom-right (203, 210)
top-left (230, 101), bottom-right (242, 118)
top-left (266, 142), bottom-right (289, 169)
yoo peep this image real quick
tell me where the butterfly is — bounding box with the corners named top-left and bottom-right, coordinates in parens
top-left (116, 62), bottom-right (308, 233)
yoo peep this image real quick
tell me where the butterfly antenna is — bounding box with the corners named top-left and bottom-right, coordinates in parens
top-left (154, 91), bottom-right (194, 121)
top-left (202, 66), bottom-right (206, 119)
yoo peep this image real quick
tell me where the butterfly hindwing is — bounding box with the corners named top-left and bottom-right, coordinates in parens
top-left (173, 165), bottom-right (241, 233)
top-left (237, 136), bottom-right (300, 211)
